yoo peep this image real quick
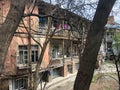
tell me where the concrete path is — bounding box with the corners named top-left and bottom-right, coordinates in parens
top-left (45, 73), bottom-right (76, 90)
top-left (38, 61), bottom-right (118, 90)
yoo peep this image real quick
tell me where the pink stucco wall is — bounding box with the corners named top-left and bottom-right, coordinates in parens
top-left (3, 1), bottom-right (50, 75)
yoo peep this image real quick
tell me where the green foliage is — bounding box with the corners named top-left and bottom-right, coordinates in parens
top-left (105, 86), bottom-right (110, 90)
top-left (113, 32), bottom-right (120, 42)
top-left (112, 32), bottom-right (120, 48)
top-left (92, 73), bottom-right (118, 83)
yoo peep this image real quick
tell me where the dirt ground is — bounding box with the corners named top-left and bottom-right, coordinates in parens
top-left (46, 61), bottom-right (119, 90)
top-left (90, 76), bottom-right (119, 90)
top-left (90, 60), bottom-right (119, 90)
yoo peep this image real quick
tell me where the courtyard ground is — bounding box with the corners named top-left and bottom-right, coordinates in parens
top-left (38, 60), bottom-right (119, 90)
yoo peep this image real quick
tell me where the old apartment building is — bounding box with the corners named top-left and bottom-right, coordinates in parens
top-left (0, 0), bottom-right (90, 90)
top-left (105, 16), bottom-right (120, 60)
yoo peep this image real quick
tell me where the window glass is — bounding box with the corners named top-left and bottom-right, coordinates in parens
top-left (18, 45), bottom-right (38, 64)
top-left (73, 44), bottom-right (78, 56)
top-left (64, 40), bottom-right (71, 57)
top-left (15, 78), bottom-right (27, 90)
top-left (73, 41), bottom-right (78, 56)
top-left (50, 39), bottom-right (63, 58)
top-left (39, 17), bottom-right (48, 27)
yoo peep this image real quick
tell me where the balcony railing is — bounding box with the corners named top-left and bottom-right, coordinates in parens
top-left (50, 58), bottom-right (63, 68)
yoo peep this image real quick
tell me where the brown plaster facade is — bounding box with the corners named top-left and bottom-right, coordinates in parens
top-left (0, 0), bottom-right (90, 90)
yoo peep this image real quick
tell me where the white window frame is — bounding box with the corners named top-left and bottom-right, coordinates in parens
top-left (15, 77), bottom-right (27, 90)
top-left (17, 45), bottom-right (39, 64)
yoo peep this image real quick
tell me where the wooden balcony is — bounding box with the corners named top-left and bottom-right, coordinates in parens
top-left (50, 58), bottom-right (63, 68)
top-left (17, 64), bottom-right (29, 69)
top-left (64, 57), bottom-right (72, 64)
top-left (73, 56), bottom-right (79, 63)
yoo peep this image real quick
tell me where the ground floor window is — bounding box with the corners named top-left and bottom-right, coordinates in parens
top-left (39, 71), bottom-right (50, 82)
top-left (75, 63), bottom-right (79, 71)
top-left (15, 77), bottom-right (27, 90)
top-left (67, 65), bottom-right (72, 74)
top-left (51, 67), bottom-right (62, 79)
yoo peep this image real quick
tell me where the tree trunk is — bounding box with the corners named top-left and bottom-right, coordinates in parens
top-left (33, 16), bottom-right (53, 90)
top-left (74, 0), bottom-right (116, 90)
top-left (33, 40), bottom-right (50, 90)
top-left (0, 0), bottom-right (26, 74)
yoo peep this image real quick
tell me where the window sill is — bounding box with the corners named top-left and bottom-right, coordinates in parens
top-left (17, 64), bottom-right (29, 69)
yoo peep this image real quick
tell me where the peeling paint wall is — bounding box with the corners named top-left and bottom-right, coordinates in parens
top-left (3, 0), bottom-right (50, 75)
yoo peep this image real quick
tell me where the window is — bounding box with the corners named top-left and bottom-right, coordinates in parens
top-left (19, 46), bottom-right (28, 64)
top-left (64, 40), bottom-right (71, 57)
top-left (53, 19), bottom-right (58, 27)
top-left (50, 39), bottom-right (63, 58)
top-left (18, 45), bottom-right (38, 64)
top-left (51, 67), bottom-right (62, 79)
top-left (67, 65), bottom-right (72, 73)
top-left (73, 44), bottom-right (78, 56)
top-left (72, 41), bottom-right (78, 56)
top-left (15, 78), bottom-right (27, 90)
top-left (39, 17), bottom-right (48, 27)
top-left (31, 45), bottom-right (38, 62)
top-left (75, 63), bottom-right (79, 71)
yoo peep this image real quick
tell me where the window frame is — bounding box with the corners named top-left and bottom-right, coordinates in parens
top-left (17, 45), bottom-right (39, 64)
top-left (15, 77), bottom-right (27, 90)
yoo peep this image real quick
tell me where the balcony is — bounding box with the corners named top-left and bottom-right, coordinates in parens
top-left (50, 58), bottom-right (63, 68)
top-left (64, 57), bottom-right (72, 64)
top-left (73, 56), bottom-right (79, 63)
top-left (17, 64), bottom-right (29, 69)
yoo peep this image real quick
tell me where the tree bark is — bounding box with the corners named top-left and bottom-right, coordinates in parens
top-left (33, 40), bottom-right (50, 90)
top-left (74, 0), bottom-right (116, 90)
top-left (0, 0), bottom-right (26, 74)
